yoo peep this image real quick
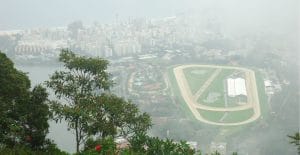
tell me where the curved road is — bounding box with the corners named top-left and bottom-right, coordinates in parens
top-left (173, 64), bottom-right (261, 126)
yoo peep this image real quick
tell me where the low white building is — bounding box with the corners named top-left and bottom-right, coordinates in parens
top-left (227, 78), bottom-right (247, 97)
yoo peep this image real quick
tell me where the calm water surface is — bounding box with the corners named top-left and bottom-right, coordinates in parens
top-left (16, 65), bottom-right (76, 153)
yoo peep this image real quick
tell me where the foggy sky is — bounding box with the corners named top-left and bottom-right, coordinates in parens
top-left (0, 0), bottom-right (299, 36)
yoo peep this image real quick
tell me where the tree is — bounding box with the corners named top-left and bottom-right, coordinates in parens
top-left (129, 133), bottom-right (195, 155)
top-left (22, 85), bottom-right (50, 149)
top-left (0, 51), bottom-right (31, 146)
top-left (46, 49), bottom-right (151, 153)
top-left (87, 94), bottom-right (151, 139)
top-left (46, 49), bottom-right (112, 152)
top-left (0, 51), bottom-right (50, 150)
top-left (288, 132), bottom-right (300, 154)
top-left (210, 151), bottom-right (221, 155)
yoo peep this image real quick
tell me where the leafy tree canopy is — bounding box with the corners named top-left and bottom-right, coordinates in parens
top-left (46, 49), bottom-right (150, 153)
top-left (288, 132), bottom-right (300, 154)
top-left (0, 51), bottom-right (50, 150)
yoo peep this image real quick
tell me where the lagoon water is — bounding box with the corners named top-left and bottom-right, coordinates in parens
top-left (16, 65), bottom-right (76, 153)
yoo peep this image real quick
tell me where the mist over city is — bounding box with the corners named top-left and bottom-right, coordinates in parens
top-left (0, 0), bottom-right (299, 155)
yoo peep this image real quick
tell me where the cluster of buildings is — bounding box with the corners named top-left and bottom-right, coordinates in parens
top-left (131, 63), bottom-right (164, 93)
top-left (0, 12), bottom-right (227, 63)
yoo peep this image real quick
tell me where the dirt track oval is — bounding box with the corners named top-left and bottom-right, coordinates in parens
top-left (173, 64), bottom-right (261, 126)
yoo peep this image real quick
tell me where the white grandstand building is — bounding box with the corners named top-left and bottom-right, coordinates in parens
top-left (227, 78), bottom-right (247, 97)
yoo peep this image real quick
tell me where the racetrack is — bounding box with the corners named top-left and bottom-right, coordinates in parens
top-left (173, 64), bottom-right (261, 126)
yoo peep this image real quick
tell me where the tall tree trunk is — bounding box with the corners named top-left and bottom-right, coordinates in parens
top-left (75, 120), bottom-right (80, 153)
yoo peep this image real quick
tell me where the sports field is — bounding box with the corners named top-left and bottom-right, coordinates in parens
top-left (170, 64), bottom-right (261, 126)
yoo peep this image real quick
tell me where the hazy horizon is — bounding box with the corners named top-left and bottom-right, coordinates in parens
top-left (0, 0), bottom-right (299, 35)
top-left (0, 0), bottom-right (299, 154)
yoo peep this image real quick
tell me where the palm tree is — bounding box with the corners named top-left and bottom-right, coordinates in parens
top-left (288, 132), bottom-right (300, 154)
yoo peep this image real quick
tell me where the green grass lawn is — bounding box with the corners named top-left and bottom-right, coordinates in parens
top-left (198, 109), bottom-right (226, 122)
top-left (222, 109), bottom-right (254, 123)
top-left (226, 96), bottom-right (247, 107)
top-left (198, 109), bottom-right (254, 123)
top-left (183, 67), bottom-right (216, 94)
top-left (198, 69), bottom-right (236, 107)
